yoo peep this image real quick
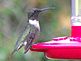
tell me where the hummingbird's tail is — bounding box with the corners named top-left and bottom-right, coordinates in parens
top-left (11, 42), bottom-right (24, 55)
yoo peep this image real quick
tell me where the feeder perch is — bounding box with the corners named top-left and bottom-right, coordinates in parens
top-left (30, 0), bottom-right (81, 59)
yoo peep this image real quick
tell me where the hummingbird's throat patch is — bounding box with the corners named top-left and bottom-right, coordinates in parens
top-left (29, 19), bottom-right (40, 31)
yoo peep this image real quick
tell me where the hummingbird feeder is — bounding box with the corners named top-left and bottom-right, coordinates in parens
top-left (30, 0), bottom-right (81, 59)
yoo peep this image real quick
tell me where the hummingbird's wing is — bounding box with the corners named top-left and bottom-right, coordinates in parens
top-left (15, 23), bottom-right (30, 48)
top-left (12, 23), bottom-right (39, 54)
top-left (12, 23), bottom-right (31, 54)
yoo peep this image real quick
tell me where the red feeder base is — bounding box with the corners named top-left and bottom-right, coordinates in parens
top-left (31, 36), bottom-right (81, 59)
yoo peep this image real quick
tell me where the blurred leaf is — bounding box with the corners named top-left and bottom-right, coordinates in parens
top-left (0, 48), bottom-right (8, 61)
top-left (0, 8), bottom-right (12, 15)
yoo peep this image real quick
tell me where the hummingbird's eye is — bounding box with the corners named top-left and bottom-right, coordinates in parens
top-left (34, 10), bottom-right (37, 13)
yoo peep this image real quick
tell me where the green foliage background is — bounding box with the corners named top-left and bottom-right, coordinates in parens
top-left (0, 0), bottom-right (73, 61)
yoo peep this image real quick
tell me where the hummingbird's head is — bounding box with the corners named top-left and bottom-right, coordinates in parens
top-left (28, 7), bottom-right (55, 20)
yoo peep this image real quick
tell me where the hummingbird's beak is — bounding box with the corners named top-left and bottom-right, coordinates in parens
top-left (40, 7), bottom-right (55, 12)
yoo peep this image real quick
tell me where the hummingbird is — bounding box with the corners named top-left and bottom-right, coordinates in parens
top-left (12, 7), bottom-right (55, 54)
